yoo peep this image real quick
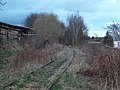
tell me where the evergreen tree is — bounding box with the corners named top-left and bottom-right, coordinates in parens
top-left (103, 31), bottom-right (114, 47)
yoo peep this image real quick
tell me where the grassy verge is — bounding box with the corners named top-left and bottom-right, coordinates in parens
top-left (0, 46), bottom-right (15, 71)
top-left (4, 47), bottom-right (71, 90)
top-left (52, 49), bottom-right (91, 90)
top-left (52, 69), bottom-right (90, 90)
top-left (11, 69), bottom-right (47, 90)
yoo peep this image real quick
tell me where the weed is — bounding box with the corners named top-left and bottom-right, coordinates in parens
top-left (90, 47), bottom-right (120, 89)
top-left (52, 71), bottom-right (90, 90)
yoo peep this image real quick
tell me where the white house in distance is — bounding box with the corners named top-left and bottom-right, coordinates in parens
top-left (114, 41), bottom-right (120, 48)
top-left (108, 29), bottom-right (120, 48)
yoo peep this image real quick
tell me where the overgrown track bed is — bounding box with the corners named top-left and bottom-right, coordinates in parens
top-left (1, 47), bottom-right (74, 90)
top-left (27, 48), bottom-right (75, 90)
top-left (0, 47), bottom-right (68, 90)
top-left (46, 50), bottom-right (76, 90)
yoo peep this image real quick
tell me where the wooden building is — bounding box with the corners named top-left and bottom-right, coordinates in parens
top-left (0, 22), bottom-right (35, 40)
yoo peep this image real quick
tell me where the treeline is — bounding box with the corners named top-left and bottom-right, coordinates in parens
top-left (24, 12), bottom-right (89, 47)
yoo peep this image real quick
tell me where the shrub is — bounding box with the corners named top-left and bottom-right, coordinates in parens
top-left (103, 31), bottom-right (114, 47)
top-left (91, 47), bottom-right (120, 89)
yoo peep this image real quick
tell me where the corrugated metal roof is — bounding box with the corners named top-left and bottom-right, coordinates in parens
top-left (0, 22), bottom-right (33, 32)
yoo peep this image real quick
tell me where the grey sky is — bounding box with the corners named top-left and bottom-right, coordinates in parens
top-left (0, 0), bottom-right (120, 36)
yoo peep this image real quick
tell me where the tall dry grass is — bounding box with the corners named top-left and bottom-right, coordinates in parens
top-left (79, 41), bottom-right (120, 89)
top-left (90, 47), bottom-right (120, 89)
top-left (10, 38), bottom-right (64, 75)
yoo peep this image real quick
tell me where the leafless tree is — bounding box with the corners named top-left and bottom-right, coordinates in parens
top-left (0, 0), bottom-right (6, 11)
top-left (66, 11), bottom-right (88, 46)
top-left (107, 21), bottom-right (120, 41)
top-left (24, 13), bottom-right (38, 28)
top-left (0, 0), bottom-right (6, 9)
top-left (0, 0), bottom-right (6, 5)
top-left (33, 13), bottom-right (65, 48)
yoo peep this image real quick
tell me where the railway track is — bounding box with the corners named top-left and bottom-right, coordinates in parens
top-left (38, 48), bottom-right (75, 90)
top-left (0, 47), bottom-right (67, 90)
top-left (46, 50), bottom-right (75, 90)
top-left (0, 47), bottom-right (75, 90)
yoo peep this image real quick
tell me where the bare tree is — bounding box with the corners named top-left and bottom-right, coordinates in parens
top-left (0, 0), bottom-right (6, 5)
top-left (107, 21), bottom-right (120, 41)
top-left (33, 13), bottom-right (65, 48)
top-left (0, 0), bottom-right (6, 10)
top-left (24, 13), bottom-right (38, 28)
top-left (66, 11), bottom-right (88, 46)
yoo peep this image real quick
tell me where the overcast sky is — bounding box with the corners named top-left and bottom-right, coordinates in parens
top-left (0, 0), bottom-right (120, 37)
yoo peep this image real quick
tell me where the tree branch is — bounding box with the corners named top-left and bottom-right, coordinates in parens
top-left (0, 0), bottom-right (7, 6)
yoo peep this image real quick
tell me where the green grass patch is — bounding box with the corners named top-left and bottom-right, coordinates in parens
top-left (0, 47), bottom-right (15, 58)
top-left (12, 68), bottom-right (47, 89)
top-left (52, 72), bottom-right (90, 90)
top-left (52, 82), bottom-right (63, 90)
top-left (0, 47), bottom-right (15, 68)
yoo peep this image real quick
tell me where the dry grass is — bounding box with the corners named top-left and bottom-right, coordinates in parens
top-left (54, 48), bottom-right (91, 90)
top-left (10, 44), bottom-right (64, 75)
top-left (90, 47), bottom-right (120, 89)
top-left (79, 41), bottom-right (120, 90)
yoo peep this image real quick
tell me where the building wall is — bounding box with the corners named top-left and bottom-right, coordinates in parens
top-left (114, 41), bottom-right (120, 48)
top-left (0, 28), bottom-right (19, 40)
